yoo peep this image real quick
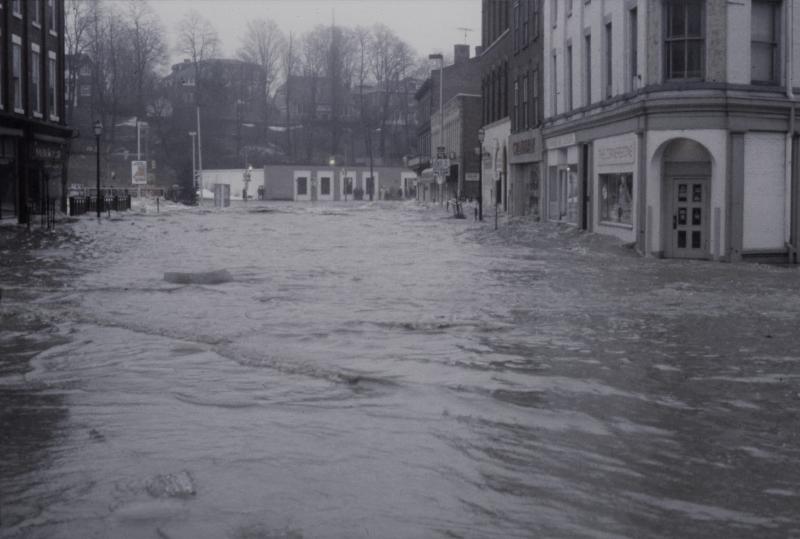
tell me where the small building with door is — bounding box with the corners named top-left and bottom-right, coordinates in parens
top-left (262, 165), bottom-right (410, 202)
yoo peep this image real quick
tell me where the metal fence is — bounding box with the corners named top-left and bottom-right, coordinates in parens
top-left (69, 194), bottom-right (132, 216)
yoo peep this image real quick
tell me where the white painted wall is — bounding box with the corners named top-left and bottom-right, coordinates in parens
top-left (743, 132), bottom-right (787, 250)
top-left (727, 0), bottom-right (751, 84)
top-left (645, 130), bottom-right (728, 258)
top-left (316, 170), bottom-right (334, 201)
top-left (293, 170), bottom-right (311, 201)
top-left (203, 169), bottom-right (265, 200)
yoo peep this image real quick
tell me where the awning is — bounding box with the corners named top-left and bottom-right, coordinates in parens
top-left (419, 168), bottom-right (434, 181)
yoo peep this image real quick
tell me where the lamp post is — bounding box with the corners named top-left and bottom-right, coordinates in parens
top-left (93, 120), bottom-right (102, 219)
top-left (429, 53), bottom-right (444, 205)
top-left (188, 131), bottom-right (196, 203)
top-left (477, 127), bottom-right (485, 221)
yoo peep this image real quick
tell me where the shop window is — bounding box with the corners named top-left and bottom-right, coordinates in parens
top-left (599, 173), bottom-right (633, 225)
top-left (664, 0), bottom-right (705, 80)
top-left (751, 0), bottom-right (780, 84)
top-left (320, 176), bottom-right (331, 196)
top-left (296, 177), bottom-right (307, 196)
top-left (344, 177), bottom-right (353, 195)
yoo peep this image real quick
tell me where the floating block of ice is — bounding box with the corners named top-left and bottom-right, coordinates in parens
top-left (163, 270), bottom-right (233, 285)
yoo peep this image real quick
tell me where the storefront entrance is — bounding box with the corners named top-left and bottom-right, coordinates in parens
top-left (667, 178), bottom-right (709, 258)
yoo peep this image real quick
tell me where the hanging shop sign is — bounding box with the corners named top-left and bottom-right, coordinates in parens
top-left (31, 141), bottom-right (63, 162)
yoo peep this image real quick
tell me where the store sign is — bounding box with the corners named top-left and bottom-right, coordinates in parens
top-left (512, 137), bottom-right (535, 156)
top-left (465, 173), bottom-right (479, 182)
top-left (31, 141), bottom-right (63, 161)
top-left (545, 133), bottom-right (576, 150)
top-left (596, 140), bottom-right (636, 166)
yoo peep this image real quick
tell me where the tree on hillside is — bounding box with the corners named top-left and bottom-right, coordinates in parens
top-left (65, 0), bottom-right (92, 125)
top-left (237, 18), bottom-right (286, 144)
top-left (126, 0), bottom-right (166, 120)
top-left (281, 31), bottom-right (299, 160)
top-left (175, 9), bottom-right (220, 106)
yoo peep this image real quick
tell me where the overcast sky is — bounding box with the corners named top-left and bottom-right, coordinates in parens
top-left (149, 0), bottom-right (482, 65)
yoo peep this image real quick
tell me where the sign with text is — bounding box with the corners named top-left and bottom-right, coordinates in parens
top-left (465, 173), bottom-right (479, 182)
top-left (131, 160), bottom-right (147, 185)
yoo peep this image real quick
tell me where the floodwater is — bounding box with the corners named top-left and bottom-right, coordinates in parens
top-left (2, 201), bottom-right (800, 539)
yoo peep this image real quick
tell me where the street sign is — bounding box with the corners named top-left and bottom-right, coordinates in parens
top-left (131, 160), bottom-right (147, 185)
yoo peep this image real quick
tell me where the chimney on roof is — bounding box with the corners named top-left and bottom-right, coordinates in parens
top-left (454, 44), bottom-right (469, 65)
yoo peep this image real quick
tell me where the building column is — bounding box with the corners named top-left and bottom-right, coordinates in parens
top-left (636, 130), bottom-right (647, 254)
top-left (791, 134), bottom-right (800, 263)
top-left (727, 132), bottom-right (745, 262)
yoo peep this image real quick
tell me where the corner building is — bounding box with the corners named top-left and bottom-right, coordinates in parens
top-left (543, 0), bottom-right (800, 262)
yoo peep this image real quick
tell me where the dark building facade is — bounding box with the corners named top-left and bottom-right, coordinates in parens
top-left (0, 0), bottom-right (71, 223)
top-left (480, 0), bottom-right (512, 214)
top-left (507, 0), bottom-right (544, 218)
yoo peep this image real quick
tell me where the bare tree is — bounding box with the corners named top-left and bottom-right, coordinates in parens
top-left (237, 18), bottom-right (286, 143)
top-left (175, 9), bottom-right (220, 105)
top-left (281, 32), bottom-right (299, 160)
top-left (65, 0), bottom-right (92, 125)
top-left (126, 0), bottom-right (166, 120)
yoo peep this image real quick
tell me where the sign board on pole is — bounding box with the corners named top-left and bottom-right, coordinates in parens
top-left (131, 160), bottom-right (147, 185)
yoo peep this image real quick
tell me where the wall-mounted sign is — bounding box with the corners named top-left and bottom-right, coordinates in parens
top-left (595, 136), bottom-right (636, 166)
top-left (131, 160), bottom-right (147, 185)
top-left (31, 141), bottom-right (63, 161)
top-left (465, 172), bottom-right (479, 182)
top-left (545, 133), bottom-right (576, 150)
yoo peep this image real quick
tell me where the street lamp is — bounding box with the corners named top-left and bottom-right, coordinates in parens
top-left (93, 120), bottom-right (103, 219)
top-left (429, 53), bottom-right (444, 205)
top-left (189, 131), bottom-right (197, 203)
top-left (477, 127), bottom-right (485, 222)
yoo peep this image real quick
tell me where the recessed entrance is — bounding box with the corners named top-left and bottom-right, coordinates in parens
top-left (661, 139), bottom-right (712, 259)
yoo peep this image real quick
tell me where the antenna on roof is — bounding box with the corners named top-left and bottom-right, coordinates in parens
top-left (457, 27), bottom-right (473, 43)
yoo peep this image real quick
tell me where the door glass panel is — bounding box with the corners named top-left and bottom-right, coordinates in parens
top-left (678, 230), bottom-right (687, 248)
top-left (692, 230), bottom-right (701, 248)
top-left (692, 184), bottom-right (702, 202)
top-left (678, 184), bottom-right (687, 201)
top-left (692, 208), bottom-right (701, 225)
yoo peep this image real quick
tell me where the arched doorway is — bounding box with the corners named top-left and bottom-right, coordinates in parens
top-left (661, 138), bottom-right (712, 259)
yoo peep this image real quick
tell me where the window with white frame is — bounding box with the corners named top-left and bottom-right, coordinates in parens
top-left (320, 176), bottom-right (331, 195)
top-left (522, 74), bottom-right (529, 129)
top-left (664, 0), bottom-right (705, 80)
top-left (12, 36), bottom-right (23, 112)
top-left (751, 0), bottom-right (780, 84)
top-left (532, 68), bottom-right (539, 126)
top-left (585, 34), bottom-right (592, 105)
top-left (32, 45), bottom-right (42, 116)
top-left (48, 0), bottom-right (57, 34)
top-left (599, 173), bottom-right (633, 225)
top-left (48, 51), bottom-right (58, 120)
top-left (12, 0), bottom-right (21, 18)
top-left (605, 22), bottom-right (613, 98)
top-left (32, 0), bottom-right (41, 26)
top-left (628, 7), bottom-right (638, 91)
top-left (566, 44), bottom-right (573, 111)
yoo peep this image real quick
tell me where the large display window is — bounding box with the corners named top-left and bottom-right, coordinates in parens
top-left (599, 173), bottom-right (633, 225)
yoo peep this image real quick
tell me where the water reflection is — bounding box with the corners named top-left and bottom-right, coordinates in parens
top-left (1, 202), bottom-right (799, 538)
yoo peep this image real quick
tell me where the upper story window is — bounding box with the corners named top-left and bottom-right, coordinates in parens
top-left (522, 0), bottom-right (530, 46)
top-left (532, 68), bottom-right (539, 126)
top-left (32, 0), bottom-right (41, 27)
top-left (532, 0), bottom-right (540, 41)
top-left (664, 0), bottom-right (705, 80)
top-left (12, 0), bottom-right (22, 18)
top-left (0, 30), bottom-right (3, 110)
top-left (12, 36), bottom-right (23, 113)
top-left (513, 1), bottom-right (521, 53)
top-left (48, 0), bottom-right (57, 35)
top-left (32, 45), bottom-right (42, 116)
top-left (48, 51), bottom-right (59, 120)
top-left (751, 0), bottom-right (780, 84)
top-left (551, 0), bottom-right (558, 28)
top-left (567, 0), bottom-right (573, 17)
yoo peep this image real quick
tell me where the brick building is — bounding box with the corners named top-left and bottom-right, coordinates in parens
top-left (0, 0), bottom-right (71, 224)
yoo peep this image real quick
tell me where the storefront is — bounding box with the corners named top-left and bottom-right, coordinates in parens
top-left (0, 133), bottom-right (20, 221)
top-left (508, 129), bottom-right (542, 219)
top-left (593, 134), bottom-right (638, 243)
top-left (544, 133), bottom-right (580, 226)
top-left (480, 118), bottom-right (511, 214)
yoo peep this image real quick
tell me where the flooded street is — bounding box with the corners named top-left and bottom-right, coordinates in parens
top-left (2, 202), bottom-right (800, 538)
